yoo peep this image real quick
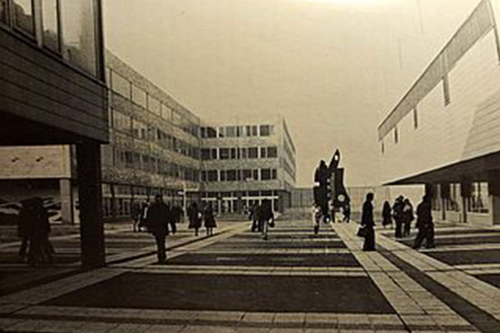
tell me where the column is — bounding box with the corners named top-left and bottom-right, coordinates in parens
top-left (59, 178), bottom-right (74, 224)
top-left (488, 172), bottom-right (500, 225)
top-left (77, 141), bottom-right (105, 269)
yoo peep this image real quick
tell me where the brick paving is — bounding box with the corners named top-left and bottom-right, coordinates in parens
top-left (2, 218), bottom-right (500, 332)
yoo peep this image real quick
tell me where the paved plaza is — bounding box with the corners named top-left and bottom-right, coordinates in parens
top-left (1, 218), bottom-right (500, 332)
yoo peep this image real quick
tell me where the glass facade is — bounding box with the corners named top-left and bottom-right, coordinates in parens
top-left (41, 0), bottom-right (59, 52)
top-left (13, 0), bottom-right (34, 35)
top-left (60, 0), bottom-right (98, 76)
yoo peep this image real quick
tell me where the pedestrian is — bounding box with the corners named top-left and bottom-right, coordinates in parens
top-left (260, 199), bottom-right (274, 240)
top-left (413, 194), bottom-right (435, 249)
top-left (382, 201), bottom-right (392, 228)
top-left (402, 198), bottom-right (414, 237)
top-left (342, 203), bottom-right (351, 223)
top-left (145, 194), bottom-right (170, 264)
top-left (138, 201), bottom-right (149, 232)
top-left (312, 204), bottom-right (321, 235)
top-left (170, 204), bottom-right (182, 234)
top-left (249, 203), bottom-right (257, 232)
top-left (187, 202), bottom-right (202, 236)
top-left (361, 192), bottom-right (376, 251)
top-left (19, 198), bottom-right (53, 265)
top-left (392, 196), bottom-right (404, 238)
top-left (204, 202), bottom-right (217, 236)
top-left (131, 201), bottom-right (141, 232)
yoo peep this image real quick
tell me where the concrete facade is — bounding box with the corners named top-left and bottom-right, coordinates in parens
top-left (199, 115), bottom-right (297, 213)
top-left (379, 0), bottom-right (500, 226)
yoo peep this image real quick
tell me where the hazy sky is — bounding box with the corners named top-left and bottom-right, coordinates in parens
top-left (104, 0), bottom-right (478, 187)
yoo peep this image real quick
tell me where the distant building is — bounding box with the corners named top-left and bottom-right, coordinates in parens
top-left (0, 51), bottom-right (297, 220)
top-left (378, 0), bottom-right (500, 226)
top-left (199, 115), bottom-right (297, 213)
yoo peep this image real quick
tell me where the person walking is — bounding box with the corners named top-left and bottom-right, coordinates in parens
top-left (204, 202), bottom-right (217, 236)
top-left (361, 192), bottom-right (376, 251)
top-left (19, 198), bottom-right (53, 265)
top-left (170, 204), bottom-right (183, 235)
top-left (393, 196), bottom-right (404, 238)
top-left (260, 199), bottom-right (274, 240)
top-left (382, 201), bottom-right (392, 228)
top-left (145, 194), bottom-right (170, 264)
top-left (187, 202), bottom-right (202, 236)
top-left (413, 194), bottom-right (435, 249)
top-left (131, 202), bottom-right (142, 232)
top-left (138, 201), bottom-right (149, 232)
top-left (402, 198), bottom-right (414, 237)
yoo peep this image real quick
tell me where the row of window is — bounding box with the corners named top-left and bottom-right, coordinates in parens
top-left (200, 124), bottom-right (275, 138)
top-left (201, 146), bottom-right (278, 161)
top-left (114, 148), bottom-right (199, 181)
top-left (201, 169), bottom-right (278, 182)
top-left (0, 0), bottom-right (101, 77)
top-left (113, 110), bottom-right (199, 159)
top-left (109, 68), bottom-right (199, 138)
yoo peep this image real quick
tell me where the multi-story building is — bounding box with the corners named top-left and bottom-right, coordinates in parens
top-left (0, 51), bottom-right (297, 221)
top-left (378, 0), bottom-right (500, 226)
top-left (199, 115), bottom-right (296, 213)
top-left (0, 0), bottom-right (108, 267)
top-left (102, 51), bottom-right (201, 219)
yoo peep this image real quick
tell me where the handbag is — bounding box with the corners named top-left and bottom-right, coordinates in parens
top-left (357, 225), bottom-right (367, 237)
top-left (269, 219), bottom-right (275, 228)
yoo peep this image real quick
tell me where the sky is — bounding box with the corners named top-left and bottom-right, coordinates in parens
top-left (103, 0), bottom-right (479, 187)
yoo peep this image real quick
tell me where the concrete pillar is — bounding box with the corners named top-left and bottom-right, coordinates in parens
top-left (77, 142), bottom-right (105, 269)
top-left (488, 172), bottom-right (500, 225)
top-left (60, 178), bottom-right (74, 224)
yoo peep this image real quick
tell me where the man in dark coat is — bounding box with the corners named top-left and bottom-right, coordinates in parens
top-left (146, 194), bottom-right (170, 264)
top-left (413, 194), bottom-right (435, 249)
top-left (361, 192), bottom-right (376, 251)
top-left (392, 196), bottom-right (404, 238)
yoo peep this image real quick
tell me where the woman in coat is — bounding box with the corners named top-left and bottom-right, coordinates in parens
top-left (361, 192), bottom-right (376, 251)
top-left (382, 201), bottom-right (392, 228)
top-left (204, 202), bottom-right (217, 236)
top-left (187, 202), bottom-right (202, 236)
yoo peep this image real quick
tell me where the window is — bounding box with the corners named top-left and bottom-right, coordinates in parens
top-left (220, 148), bottom-right (230, 160)
top-left (268, 146), bottom-right (278, 158)
top-left (13, 0), bottom-right (34, 35)
top-left (132, 119), bottom-right (147, 139)
top-left (211, 148), bottom-right (217, 160)
top-left (113, 112), bottom-right (131, 134)
top-left (241, 148), bottom-right (248, 159)
top-left (148, 95), bottom-right (161, 116)
top-left (253, 169), bottom-right (259, 181)
top-left (260, 147), bottom-right (267, 159)
top-left (261, 169), bottom-right (272, 180)
top-left (161, 104), bottom-right (173, 121)
top-left (207, 170), bottom-right (218, 182)
top-left (202, 126), bottom-right (217, 138)
top-left (226, 126), bottom-right (237, 137)
top-left (249, 147), bottom-right (258, 159)
top-left (220, 170), bottom-right (226, 182)
top-left (131, 86), bottom-right (147, 108)
top-left (413, 107), bottom-right (418, 129)
top-left (0, 0), bottom-right (9, 24)
top-left (42, 0), bottom-right (60, 52)
top-left (111, 71), bottom-right (131, 98)
top-left (251, 125), bottom-right (258, 136)
top-left (201, 149), bottom-right (212, 160)
top-left (218, 127), bottom-right (226, 138)
top-left (60, 0), bottom-right (98, 76)
top-left (467, 182), bottom-right (489, 213)
top-left (230, 148), bottom-right (237, 159)
top-left (272, 169), bottom-right (277, 179)
top-left (260, 125), bottom-right (274, 136)
top-left (227, 170), bottom-right (237, 181)
top-left (242, 169), bottom-right (252, 181)
top-left (443, 74), bottom-right (451, 106)
top-left (394, 127), bottom-right (399, 144)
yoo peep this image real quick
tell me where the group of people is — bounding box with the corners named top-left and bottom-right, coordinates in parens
top-left (143, 195), bottom-right (218, 264)
top-left (311, 203), bottom-right (351, 234)
top-left (382, 196), bottom-right (414, 238)
top-left (248, 199), bottom-right (275, 240)
top-left (359, 193), bottom-right (435, 252)
top-left (17, 197), bottom-right (54, 265)
top-left (132, 201), bottom-right (183, 234)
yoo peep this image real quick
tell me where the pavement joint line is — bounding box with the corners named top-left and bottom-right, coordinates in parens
top-left (331, 222), bottom-right (476, 332)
